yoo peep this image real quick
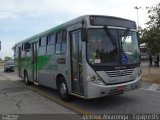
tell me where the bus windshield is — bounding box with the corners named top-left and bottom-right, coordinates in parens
top-left (87, 28), bottom-right (140, 66)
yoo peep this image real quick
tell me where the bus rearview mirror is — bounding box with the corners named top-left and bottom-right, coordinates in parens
top-left (81, 28), bottom-right (87, 42)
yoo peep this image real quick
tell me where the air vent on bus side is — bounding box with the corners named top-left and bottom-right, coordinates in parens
top-left (106, 69), bottom-right (133, 77)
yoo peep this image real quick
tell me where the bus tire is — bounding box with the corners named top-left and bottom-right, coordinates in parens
top-left (24, 71), bottom-right (31, 85)
top-left (58, 77), bottom-right (70, 101)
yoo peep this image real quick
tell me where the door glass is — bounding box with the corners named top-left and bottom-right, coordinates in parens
top-left (32, 42), bottom-right (38, 81)
top-left (70, 30), bottom-right (84, 95)
top-left (71, 32), bottom-right (79, 93)
top-left (78, 31), bottom-right (84, 95)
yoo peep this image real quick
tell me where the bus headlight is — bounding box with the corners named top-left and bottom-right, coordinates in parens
top-left (91, 76), bottom-right (96, 81)
top-left (87, 74), bottom-right (96, 81)
top-left (87, 75), bottom-right (92, 81)
top-left (87, 75), bottom-right (96, 81)
top-left (87, 74), bottom-right (103, 85)
top-left (96, 79), bottom-right (101, 83)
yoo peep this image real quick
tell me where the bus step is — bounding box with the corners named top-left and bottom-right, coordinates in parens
top-left (34, 82), bottom-right (39, 85)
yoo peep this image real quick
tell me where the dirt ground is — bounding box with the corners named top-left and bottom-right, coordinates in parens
top-left (142, 61), bottom-right (160, 84)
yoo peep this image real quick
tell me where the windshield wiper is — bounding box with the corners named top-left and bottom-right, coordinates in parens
top-left (121, 28), bottom-right (130, 53)
top-left (122, 28), bottom-right (130, 42)
top-left (103, 26), bottom-right (116, 45)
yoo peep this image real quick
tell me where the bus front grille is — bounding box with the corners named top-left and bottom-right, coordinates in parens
top-left (106, 69), bottom-right (133, 77)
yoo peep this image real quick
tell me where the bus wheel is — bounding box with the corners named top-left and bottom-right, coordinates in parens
top-left (58, 78), bottom-right (70, 101)
top-left (24, 72), bottom-right (31, 85)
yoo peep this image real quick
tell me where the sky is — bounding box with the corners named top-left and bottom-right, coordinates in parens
top-left (0, 0), bottom-right (160, 59)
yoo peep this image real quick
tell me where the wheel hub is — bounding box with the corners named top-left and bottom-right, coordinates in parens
top-left (60, 83), bottom-right (67, 97)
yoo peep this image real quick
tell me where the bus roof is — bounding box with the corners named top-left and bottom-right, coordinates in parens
top-left (15, 15), bottom-right (136, 46)
top-left (15, 15), bottom-right (88, 46)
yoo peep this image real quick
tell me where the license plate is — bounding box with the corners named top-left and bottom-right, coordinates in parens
top-left (117, 86), bottom-right (125, 91)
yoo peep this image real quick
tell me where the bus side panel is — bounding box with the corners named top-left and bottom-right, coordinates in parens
top-left (21, 49), bottom-right (32, 81)
top-left (37, 30), bottom-right (70, 90)
top-left (14, 45), bottom-right (32, 81)
top-left (37, 55), bottom-right (56, 89)
top-left (36, 54), bottom-right (69, 90)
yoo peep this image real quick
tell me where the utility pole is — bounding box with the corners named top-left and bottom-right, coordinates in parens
top-left (134, 6), bottom-right (141, 29)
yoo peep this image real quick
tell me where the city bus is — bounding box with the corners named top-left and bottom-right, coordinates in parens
top-left (14, 15), bottom-right (142, 100)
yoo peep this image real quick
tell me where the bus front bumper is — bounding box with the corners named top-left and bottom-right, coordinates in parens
top-left (85, 76), bottom-right (141, 99)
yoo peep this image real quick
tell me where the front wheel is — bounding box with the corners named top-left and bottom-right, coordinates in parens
top-left (58, 78), bottom-right (70, 101)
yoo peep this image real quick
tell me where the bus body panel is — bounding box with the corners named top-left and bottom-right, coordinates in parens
top-left (14, 15), bottom-right (141, 99)
top-left (85, 75), bottom-right (141, 99)
top-left (96, 67), bottom-right (141, 85)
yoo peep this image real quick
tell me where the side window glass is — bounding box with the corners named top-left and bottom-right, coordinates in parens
top-left (47, 34), bottom-right (55, 45)
top-left (62, 43), bottom-right (66, 54)
top-left (56, 30), bottom-right (67, 54)
top-left (55, 43), bottom-right (61, 54)
top-left (39, 36), bottom-right (47, 47)
top-left (39, 36), bottom-right (47, 55)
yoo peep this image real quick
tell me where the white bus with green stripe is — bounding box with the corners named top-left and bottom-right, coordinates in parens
top-left (14, 15), bottom-right (141, 100)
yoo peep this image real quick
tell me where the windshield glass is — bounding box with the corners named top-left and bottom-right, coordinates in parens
top-left (119, 30), bottom-right (140, 65)
top-left (87, 29), bottom-right (119, 66)
top-left (87, 28), bottom-right (140, 66)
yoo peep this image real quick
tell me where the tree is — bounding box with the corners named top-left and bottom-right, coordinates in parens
top-left (139, 3), bottom-right (160, 54)
top-left (146, 3), bottom-right (160, 28)
top-left (138, 26), bottom-right (147, 44)
top-left (4, 56), bottom-right (13, 61)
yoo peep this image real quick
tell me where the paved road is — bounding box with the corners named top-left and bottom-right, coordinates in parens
top-left (1, 69), bottom-right (160, 118)
top-left (0, 69), bottom-right (82, 120)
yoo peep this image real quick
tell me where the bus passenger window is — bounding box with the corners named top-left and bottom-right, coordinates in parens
top-left (62, 43), bottom-right (66, 54)
top-left (56, 43), bottom-right (61, 54)
top-left (55, 30), bottom-right (67, 54)
top-left (46, 34), bottom-right (55, 55)
top-left (39, 36), bottom-right (47, 55)
top-left (47, 34), bottom-right (55, 45)
top-left (39, 36), bottom-right (47, 46)
top-left (39, 39), bottom-right (41, 46)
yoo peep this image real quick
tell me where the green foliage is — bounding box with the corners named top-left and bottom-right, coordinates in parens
top-left (4, 56), bottom-right (13, 61)
top-left (138, 27), bottom-right (147, 44)
top-left (146, 3), bottom-right (160, 28)
top-left (139, 3), bottom-right (160, 54)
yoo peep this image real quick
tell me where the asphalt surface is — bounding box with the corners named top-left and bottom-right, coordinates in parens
top-left (0, 68), bottom-right (83, 120)
top-left (0, 67), bottom-right (160, 119)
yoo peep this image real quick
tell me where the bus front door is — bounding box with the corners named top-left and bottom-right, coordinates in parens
top-left (31, 42), bottom-right (38, 82)
top-left (70, 30), bottom-right (84, 95)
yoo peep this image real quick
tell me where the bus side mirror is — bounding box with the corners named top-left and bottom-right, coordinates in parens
top-left (81, 28), bottom-right (87, 42)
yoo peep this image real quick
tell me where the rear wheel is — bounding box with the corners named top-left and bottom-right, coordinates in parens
top-left (58, 77), bottom-right (70, 101)
top-left (24, 71), bottom-right (31, 85)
